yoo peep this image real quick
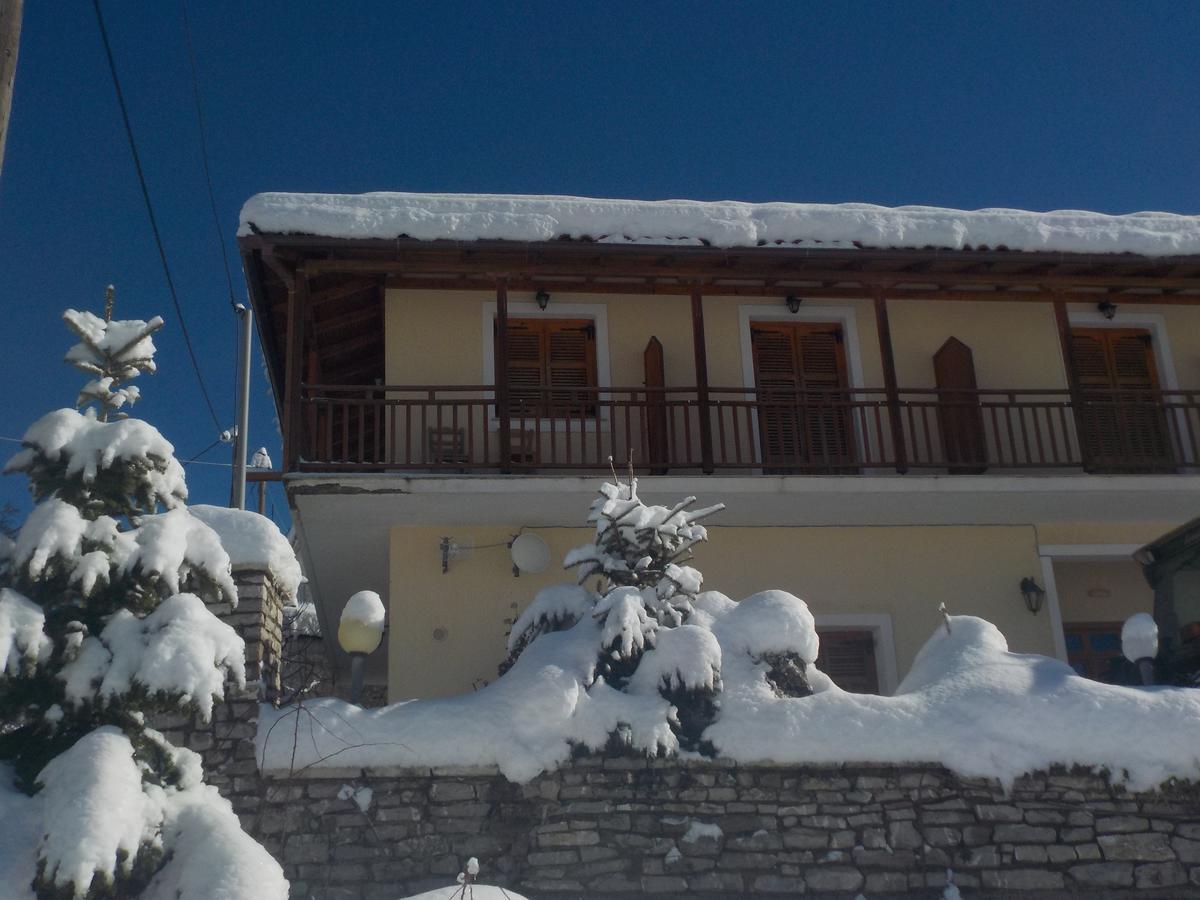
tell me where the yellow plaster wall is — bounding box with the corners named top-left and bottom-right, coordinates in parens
top-left (385, 289), bottom-right (1200, 396)
top-left (388, 522), bottom-right (1053, 700)
top-left (1054, 560), bottom-right (1154, 624)
top-left (1034, 521), bottom-right (1181, 547)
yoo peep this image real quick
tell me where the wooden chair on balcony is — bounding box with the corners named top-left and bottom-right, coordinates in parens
top-left (427, 427), bottom-right (467, 471)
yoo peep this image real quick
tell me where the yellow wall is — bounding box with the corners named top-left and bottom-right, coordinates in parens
top-left (1054, 560), bottom-right (1154, 624)
top-left (384, 289), bottom-right (1199, 395)
top-left (1035, 521), bottom-right (1180, 547)
top-left (388, 522), bottom-right (1054, 700)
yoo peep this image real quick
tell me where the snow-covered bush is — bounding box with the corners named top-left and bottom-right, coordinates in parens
top-left (0, 308), bottom-right (287, 899)
top-left (503, 478), bottom-right (818, 754)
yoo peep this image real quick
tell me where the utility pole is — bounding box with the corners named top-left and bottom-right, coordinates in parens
top-left (0, 0), bottom-right (23, 180)
top-left (229, 303), bottom-right (253, 510)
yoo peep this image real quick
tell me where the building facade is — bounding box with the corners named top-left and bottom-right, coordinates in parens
top-left (238, 194), bottom-right (1200, 700)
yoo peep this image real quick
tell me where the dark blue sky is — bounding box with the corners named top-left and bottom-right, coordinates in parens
top-left (2, 1), bottom-right (1198, 525)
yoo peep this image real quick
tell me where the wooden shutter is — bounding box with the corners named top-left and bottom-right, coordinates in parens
top-left (545, 320), bottom-right (596, 415)
top-left (1070, 328), bottom-right (1171, 470)
top-left (643, 337), bottom-right (669, 473)
top-left (815, 630), bottom-right (879, 693)
top-left (497, 318), bottom-right (596, 416)
top-left (933, 337), bottom-right (988, 472)
top-left (750, 322), bottom-right (853, 470)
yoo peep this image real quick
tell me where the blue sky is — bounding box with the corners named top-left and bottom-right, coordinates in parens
top-left (2, 1), bottom-right (1198, 525)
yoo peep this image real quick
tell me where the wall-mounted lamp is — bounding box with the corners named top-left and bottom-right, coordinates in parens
top-left (509, 532), bottom-right (551, 577)
top-left (785, 294), bottom-right (803, 314)
top-left (535, 290), bottom-right (551, 311)
top-left (1097, 299), bottom-right (1117, 320)
top-left (1019, 577), bottom-right (1046, 614)
top-left (439, 536), bottom-right (474, 574)
top-left (338, 590), bottom-right (386, 704)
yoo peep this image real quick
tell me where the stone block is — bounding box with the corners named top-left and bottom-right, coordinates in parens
top-left (1098, 831), bottom-right (1174, 861)
top-left (1173, 836), bottom-right (1200, 864)
top-left (982, 869), bottom-right (1064, 890)
top-left (805, 867), bottom-right (864, 892)
top-left (640, 875), bottom-right (689, 893)
top-left (1070, 862), bottom-right (1135, 887)
top-left (428, 782), bottom-right (475, 803)
top-left (993, 823), bottom-right (1055, 843)
top-left (1096, 815), bottom-right (1149, 833)
top-left (751, 875), bottom-right (805, 893)
top-left (1135, 861), bottom-right (1187, 888)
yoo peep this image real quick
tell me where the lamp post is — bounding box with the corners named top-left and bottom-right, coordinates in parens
top-left (1121, 612), bottom-right (1159, 686)
top-left (338, 590), bottom-right (386, 704)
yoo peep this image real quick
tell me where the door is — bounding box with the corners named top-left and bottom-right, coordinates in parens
top-left (750, 322), bottom-right (855, 472)
top-left (1070, 328), bottom-right (1172, 471)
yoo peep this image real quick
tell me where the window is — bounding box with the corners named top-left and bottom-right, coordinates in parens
top-left (814, 629), bottom-right (879, 693)
top-left (1070, 327), bottom-right (1172, 470)
top-left (497, 318), bottom-right (597, 417)
top-left (750, 321), bottom-right (855, 471)
top-left (1064, 621), bottom-right (1127, 683)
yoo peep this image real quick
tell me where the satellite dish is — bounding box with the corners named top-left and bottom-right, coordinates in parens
top-left (510, 533), bottom-right (551, 574)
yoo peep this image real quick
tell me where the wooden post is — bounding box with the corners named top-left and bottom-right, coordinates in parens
top-left (282, 268), bottom-right (307, 472)
top-left (874, 289), bottom-right (908, 473)
top-left (495, 278), bottom-right (512, 473)
top-left (0, 0), bottom-right (22, 181)
top-left (691, 285), bottom-right (714, 474)
top-left (1052, 296), bottom-right (1081, 399)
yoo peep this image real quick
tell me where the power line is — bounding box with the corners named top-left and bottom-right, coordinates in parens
top-left (179, 0), bottom-right (238, 313)
top-left (91, 0), bottom-right (223, 432)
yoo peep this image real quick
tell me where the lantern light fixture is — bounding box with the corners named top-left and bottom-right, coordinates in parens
top-left (337, 590), bottom-right (386, 703)
top-left (1097, 299), bottom-right (1117, 320)
top-left (1019, 577), bottom-right (1046, 615)
top-left (785, 294), bottom-right (802, 314)
top-left (535, 290), bottom-right (551, 311)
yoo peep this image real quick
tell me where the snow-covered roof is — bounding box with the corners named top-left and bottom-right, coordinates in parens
top-left (239, 192), bottom-right (1200, 257)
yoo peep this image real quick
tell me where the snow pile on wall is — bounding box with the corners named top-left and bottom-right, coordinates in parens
top-left (191, 505), bottom-right (302, 601)
top-left (258, 612), bottom-right (1200, 790)
top-left (240, 191), bottom-right (1200, 257)
top-left (0, 730), bottom-right (287, 900)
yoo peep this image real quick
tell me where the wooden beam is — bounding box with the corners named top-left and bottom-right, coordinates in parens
top-left (282, 273), bottom-right (308, 472)
top-left (313, 304), bottom-right (382, 335)
top-left (691, 285), bottom-right (714, 474)
top-left (1052, 295), bottom-right (1083, 402)
top-left (874, 289), bottom-right (907, 474)
top-left (290, 245), bottom-right (1200, 291)
top-left (310, 280), bottom-right (379, 307)
top-left (322, 331), bottom-right (383, 359)
top-left (380, 275), bottom-right (1200, 304)
top-left (495, 278), bottom-right (511, 474)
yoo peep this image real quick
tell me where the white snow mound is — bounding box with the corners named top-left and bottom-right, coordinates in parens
top-left (259, 608), bottom-right (1200, 790)
top-left (191, 505), bottom-right (302, 600)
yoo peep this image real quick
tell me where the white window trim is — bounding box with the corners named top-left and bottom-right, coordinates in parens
top-left (1036, 542), bottom-right (1144, 664)
top-left (736, 303), bottom-right (872, 470)
top-left (481, 300), bottom-right (613, 432)
top-left (813, 612), bottom-right (899, 695)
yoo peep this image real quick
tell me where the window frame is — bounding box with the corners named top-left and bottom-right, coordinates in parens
top-left (481, 299), bottom-right (612, 431)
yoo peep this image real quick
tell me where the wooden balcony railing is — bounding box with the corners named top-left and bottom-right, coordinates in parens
top-left (297, 384), bottom-right (1200, 475)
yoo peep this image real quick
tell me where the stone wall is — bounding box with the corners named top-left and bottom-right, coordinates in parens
top-left (253, 758), bottom-right (1200, 899)
top-left (151, 567), bottom-right (288, 828)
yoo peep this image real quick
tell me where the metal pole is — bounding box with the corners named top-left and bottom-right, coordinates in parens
top-left (231, 303), bottom-right (253, 509)
top-left (349, 652), bottom-right (366, 704)
top-left (0, 0), bottom-right (23, 182)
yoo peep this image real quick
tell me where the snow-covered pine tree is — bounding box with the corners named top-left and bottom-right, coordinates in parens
top-left (503, 478), bottom-right (819, 757)
top-left (0, 307), bottom-right (286, 899)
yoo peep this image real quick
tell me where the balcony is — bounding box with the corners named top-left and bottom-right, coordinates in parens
top-left (297, 384), bottom-right (1200, 476)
